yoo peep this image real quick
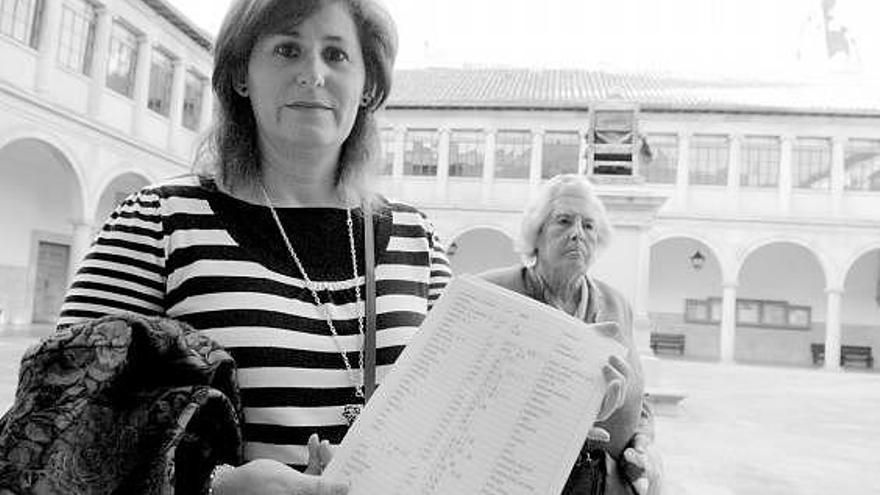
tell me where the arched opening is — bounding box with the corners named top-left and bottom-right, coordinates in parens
top-left (448, 227), bottom-right (518, 275)
top-left (841, 250), bottom-right (880, 370)
top-left (736, 242), bottom-right (826, 366)
top-left (0, 138), bottom-right (83, 326)
top-left (94, 172), bottom-right (151, 227)
top-left (648, 236), bottom-right (722, 360)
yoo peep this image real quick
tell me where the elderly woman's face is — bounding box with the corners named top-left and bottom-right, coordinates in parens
top-left (245, 1), bottom-right (366, 154)
top-left (535, 191), bottom-right (601, 274)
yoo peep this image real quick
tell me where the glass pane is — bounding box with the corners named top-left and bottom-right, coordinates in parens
top-left (542, 131), bottom-right (579, 179)
top-left (404, 129), bottom-right (438, 176)
top-left (147, 49), bottom-right (174, 116)
top-left (740, 136), bottom-right (780, 188)
top-left (449, 130), bottom-right (484, 178)
top-left (644, 134), bottom-right (678, 184)
top-left (182, 71), bottom-right (204, 130)
top-left (495, 130), bottom-right (531, 179)
top-left (793, 138), bottom-right (831, 190)
top-left (689, 135), bottom-right (728, 185)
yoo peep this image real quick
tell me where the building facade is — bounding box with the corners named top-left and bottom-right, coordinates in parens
top-left (376, 69), bottom-right (880, 371)
top-left (0, 0), bottom-right (213, 327)
top-left (3, 3), bottom-right (879, 372)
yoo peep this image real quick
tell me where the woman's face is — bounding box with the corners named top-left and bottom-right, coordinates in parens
top-left (245, 1), bottom-right (366, 155)
top-left (535, 190), bottom-right (602, 275)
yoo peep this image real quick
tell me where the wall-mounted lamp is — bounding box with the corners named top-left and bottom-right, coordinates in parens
top-left (689, 250), bottom-right (706, 271)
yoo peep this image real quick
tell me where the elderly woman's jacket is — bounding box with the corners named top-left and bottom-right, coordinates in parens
top-left (480, 265), bottom-right (653, 495)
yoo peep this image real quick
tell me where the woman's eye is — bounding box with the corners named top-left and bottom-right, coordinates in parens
top-left (583, 221), bottom-right (594, 230)
top-left (324, 46), bottom-right (350, 63)
top-left (273, 43), bottom-right (299, 58)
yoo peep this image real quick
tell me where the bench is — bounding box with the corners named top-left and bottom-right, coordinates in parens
top-left (811, 343), bottom-right (874, 368)
top-left (650, 333), bottom-right (685, 355)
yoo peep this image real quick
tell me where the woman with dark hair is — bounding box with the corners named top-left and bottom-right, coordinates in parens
top-left (481, 174), bottom-right (663, 495)
top-left (56, 0), bottom-right (450, 493)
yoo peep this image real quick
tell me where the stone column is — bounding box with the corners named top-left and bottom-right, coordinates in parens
top-left (726, 134), bottom-right (741, 206)
top-left (577, 129), bottom-right (588, 175)
top-left (131, 34), bottom-right (153, 138)
top-left (830, 136), bottom-right (846, 214)
top-left (391, 125), bottom-right (405, 197)
top-left (676, 131), bottom-right (691, 208)
top-left (166, 59), bottom-right (187, 155)
top-left (778, 135), bottom-right (794, 213)
top-left (436, 127), bottom-right (451, 199)
top-left (87, 5), bottom-right (113, 118)
top-left (529, 129), bottom-right (544, 191)
top-left (824, 287), bottom-right (843, 372)
top-left (481, 128), bottom-right (496, 204)
top-left (34, 0), bottom-right (63, 94)
top-left (720, 281), bottom-right (738, 363)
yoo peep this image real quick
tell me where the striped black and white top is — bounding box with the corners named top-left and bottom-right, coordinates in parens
top-left (58, 176), bottom-right (452, 469)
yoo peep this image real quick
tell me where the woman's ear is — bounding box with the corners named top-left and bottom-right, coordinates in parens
top-left (234, 81), bottom-right (249, 97)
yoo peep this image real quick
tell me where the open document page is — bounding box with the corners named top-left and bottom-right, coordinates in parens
top-left (324, 275), bottom-right (626, 495)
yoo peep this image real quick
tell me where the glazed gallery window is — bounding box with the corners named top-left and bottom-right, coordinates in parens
top-left (106, 21), bottom-right (138, 97)
top-left (792, 137), bottom-right (831, 190)
top-left (541, 131), bottom-right (579, 179)
top-left (448, 130), bottom-right (484, 178)
top-left (494, 130), bottom-right (531, 179)
top-left (379, 128), bottom-right (395, 175)
top-left (844, 139), bottom-right (880, 191)
top-left (643, 133), bottom-right (678, 184)
top-left (740, 136), bottom-right (780, 188)
top-left (684, 297), bottom-right (811, 330)
top-left (404, 129), bottom-right (438, 176)
top-left (57, 0), bottom-right (96, 75)
top-left (689, 134), bottom-right (728, 186)
top-left (181, 70), bottom-right (205, 131)
top-left (0, 0), bottom-right (41, 47)
top-left (147, 48), bottom-right (174, 116)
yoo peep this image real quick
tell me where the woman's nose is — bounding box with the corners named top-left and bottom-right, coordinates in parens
top-left (296, 54), bottom-right (326, 87)
top-left (296, 72), bottom-right (325, 87)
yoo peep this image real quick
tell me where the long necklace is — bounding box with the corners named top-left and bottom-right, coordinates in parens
top-left (260, 184), bottom-right (366, 426)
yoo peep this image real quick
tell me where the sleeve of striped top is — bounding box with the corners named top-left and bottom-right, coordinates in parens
top-left (424, 214), bottom-right (452, 309)
top-left (57, 187), bottom-right (167, 328)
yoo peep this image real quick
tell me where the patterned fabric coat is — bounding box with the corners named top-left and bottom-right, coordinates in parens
top-left (0, 314), bottom-right (243, 494)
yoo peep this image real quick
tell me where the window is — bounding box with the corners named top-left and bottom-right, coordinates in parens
top-left (643, 134), bottom-right (678, 184)
top-left (686, 297), bottom-right (811, 329)
top-left (57, 0), bottom-right (95, 74)
top-left (147, 48), bottom-right (174, 116)
top-left (449, 130), bottom-right (484, 178)
top-left (792, 138), bottom-right (831, 190)
top-left (404, 129), bottom-right (438, 176)
top-left (106, 21), bottom-right (138, 97)
top-left (182, 70), bottom-right (205, 130)
top-left (542, 131), bottom-right (579, 179)
top-left (689, 135), bottom-right (728, 185)
top-left (844, 139), bottom-right (880, 191)
top-left (740, 136), bottom-right (780, 188)
top-left (495, 130), bottom-right (531, 179)
top-left (379, 128), bottom-right (395, 175)
top-left (0, 0), bottom-right (41, 47)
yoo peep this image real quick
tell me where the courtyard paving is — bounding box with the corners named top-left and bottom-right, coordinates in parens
top-left (1, 334), bottom-right (878, 494)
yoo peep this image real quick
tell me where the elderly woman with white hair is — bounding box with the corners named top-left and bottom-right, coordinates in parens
top-left (480, 174), bottom-right (661, 495)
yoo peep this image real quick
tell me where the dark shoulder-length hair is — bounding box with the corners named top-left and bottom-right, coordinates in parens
top-left (199, 0), bottom-right (398, 205)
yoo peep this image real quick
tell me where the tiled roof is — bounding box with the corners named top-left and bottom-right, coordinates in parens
top-left (388, 68), bottom-right (880, 116)
top-left (141, 0), bottom-right (213, 52)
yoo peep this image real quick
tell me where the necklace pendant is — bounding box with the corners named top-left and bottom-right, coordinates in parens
top-left (342, 403), bottom-right (363, 426)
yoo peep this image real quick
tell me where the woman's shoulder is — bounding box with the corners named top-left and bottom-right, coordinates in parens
top-left (137, 174), bottom-right (214, 198)
top-left (381, 198), bottom-right (436, 228)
